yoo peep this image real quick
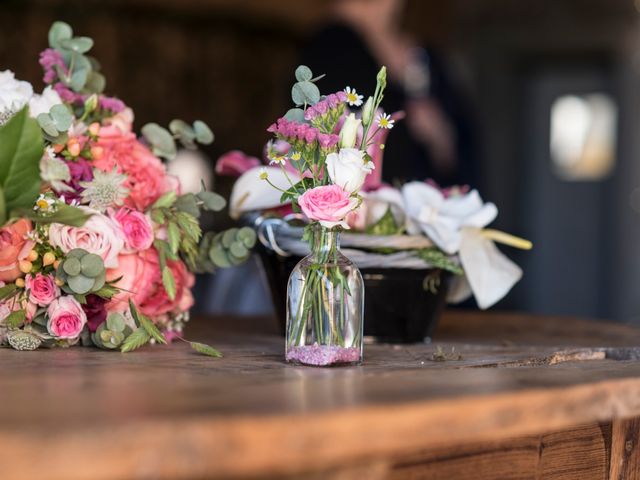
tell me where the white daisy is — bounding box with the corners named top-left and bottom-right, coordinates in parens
top-left (344, 86), bottom-right (363, 107)
top-left (269, 155), bottom-right (286, 166)
top-left (259, 167), bottom-right (269, 180)
top-left (376, 113), bottom-right (395, 129)
top-left (34, 194), bottom-right (55, 212)
top-left (290, 151), bottom-right (301, 161)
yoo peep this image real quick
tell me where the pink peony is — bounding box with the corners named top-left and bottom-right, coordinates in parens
top-left (0, 219), bottom-right (35, 283)
top-left (93, 126), bottom-right (175, 211)
top-left (47, 296), bottom-right (87, 339)
top-left (25, 273), bottom-right (60, 306)
top-left (48, 209), bottom-right (124, 269)
top-left (111, 208), bottom-right (154, 253)
top-left (298, 185), bottom-right (358, 229)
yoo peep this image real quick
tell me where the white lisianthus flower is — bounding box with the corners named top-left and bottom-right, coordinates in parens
top-left (28, 86), bottom-right (63, 118)
top-left (0, 70), bottom-right (33, 126)
top-left (339, 113), bottom-right (361, 149)
top-left (326, 147), bottom-right (374, 193)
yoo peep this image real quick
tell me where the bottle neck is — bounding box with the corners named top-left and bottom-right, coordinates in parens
top-left (310, 226), bottom-right (341, 259)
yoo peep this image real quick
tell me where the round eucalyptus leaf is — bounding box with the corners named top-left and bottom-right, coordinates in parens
top-left (141, 123), bottom-right (176, 159)
top-left (68, 274), bottom-right (94, 294)
top-left (37, 113), bottom-right (59, 137)
top-left (60, 37), bottom-right (94, 54)
top-left (283, 108), bottom-right (306, 123)
top-left (69, 68), bottom-right (89, 92)
top-left (85, 71), bottom-right (106, 94)
top-left (238, 227), bottom-right (257, 248)
top-left (100, 329), bottom-right (112, 343)
top-left (67, 249), bottom-right (86, 259)
top-left (63, 257), bottom-right (81, 276)
top-left (169, 119), bottom-right (194, 138)
top-left (50, 104), bottom-right (72, 131)
top-left (209, 243), bottom-right (232, 268)
top-left (80, 253), bottom-right (103, 278)
top-left (48, 22), bottom-right (73, 49)
top-left (221, 228), bottom-right (237, 249)
top-left (193, 120), bottom-right (214, 144)
top-left (291, 81), bottom-right (320, 106)
top-left (106, 312), bottom-right (125, 333)
top-left (229, 242), bottom-right (248, 259)
top-left (196, 191), bottom-right (226, 212)
top-left (295, 65), bottom-right (313, 82)
top-left (92, 270), bottom-right (106, 292)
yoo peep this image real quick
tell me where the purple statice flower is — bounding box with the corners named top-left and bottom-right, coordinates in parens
top-left (296, 123), bottom-right (308, 141)
top-left (336, 91), bottom-right (348, 102)
top-left (53, 83), bottom-right (83, 104)
top-left (304, 127), bottom-right (318, 144)
top-left (39, 48), bottom-right (66, 84)
top-left (83, 295), bottom-right (108, 333)
top-left (61, 157), bottom-right (94, 203)
top-left (304, 105), bottom-right (317, 121)
top-left (315, 101), bottom-right (328, 115)
top-left (99, 95), bottom-right (125, 113)
top-left (267, 122), bottom-right (278, 133)
top-left (318, 133), bottom-right (339, 149)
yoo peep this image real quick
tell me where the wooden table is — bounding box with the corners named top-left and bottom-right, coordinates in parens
top-left (1, 311), bottom-right (640, 480)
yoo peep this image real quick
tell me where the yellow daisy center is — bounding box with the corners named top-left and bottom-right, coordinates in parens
top-left (37, 199), bottom-right (50, 210)
top-left (347, 93), bottom-right (358, 103)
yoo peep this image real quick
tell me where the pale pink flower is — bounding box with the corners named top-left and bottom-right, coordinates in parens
top-left (25, 273), bottom-right (60, 306)
top-left (298, 185), bottom-right (358, 229)
top-left (111, 208), bottom-right (154, 253)
top-left (47, 296), bottom-right (87, 339)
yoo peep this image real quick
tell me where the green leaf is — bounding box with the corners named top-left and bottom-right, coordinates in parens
top-left (85, 71), bottom-right (106, 94)
top-left (67, 274), bottom-right (94, 294)
top-left (141, 123), bottom-right (177, 159)
top-left (174, 193), bottom-right (200, 218)
top-left (0, 108), bottom-right (43, 215)
top-left (37, 113), bottom-right (59, 137)
top-left (128, 300), bottom-right (167, 345)
top-left (60, 37), bottom-right (94, 54)
top-left (292, 81), bottom-right (320, 106)
top-left (93, 283), bottom-right (119, 299)
top-left (16, 204), bottom-right (91, 227)
top-left (196, 191), bottom-right (225, 212)
top-left (50, 104), bottom-right (72, 131)
top-left (80, 253), bottom-right (103, 278)
top-left (154, 239), bottom-right (178, 262)
top-left (279, 177), bottom-right (315, 204)
top-left (0, 283), bottom-right (17, 300)
top-left (48, 21), bottom-right (73, 49)
top-left (193, 120), bottom-right (214, 144)
top-left (120, 327), bottom-right (151, 353)
top-left (5, 310), bottom-right (26, 329)
top-left (106, 312), bottom-right (125, 332)
top-left (161, 266), bottom-right (176, 301)
top-left (414, 248), bottom-right (464, 275)
top-left (190, 341), bottom-right (223, 358)
top-left (69, 66), bottom-right (89, 92)
top-left (167, 222), bottom-right (181, 254)
top-left (151, 191), bottom-right (177, 210)
top-left (295, 65), bottom-right (313, 82)
top-left (365, 207), bottom-right (400, 236)
top-left (283, 108), bottom-right (306, 123)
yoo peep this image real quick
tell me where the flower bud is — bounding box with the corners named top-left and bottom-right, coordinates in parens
top-left (67, 139), bottom-right (81, 157)
top-left (88, 122), bottom-right (101, 136)
top-left (19, 260), bottom-right (32, 274)
top-left (53, 260), bottom-right (61, 270)
top-left (259, 168), bottom-right (269, 180)
top-left (42, 252), bottom-right (56, 267)
top-left (91, 146), bottom-right (104, 160)
top-left (361, 96), bottom-right (374, 125)
top-left (27, 250), bottom-right (38, 262)
top-left (55, 278), bottom-right (64, 287)
top-left (15, 278), bottom-right (25, 288)
top-left (339, 113), bottom-right (361, 149)
top-left (84, 94), bottom-right (99, 114)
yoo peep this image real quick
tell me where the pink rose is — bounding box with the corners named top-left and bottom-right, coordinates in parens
top-left (298, 185), bottom-right (358, 229)
top-left (47, 296), bottom-right (87, 339)
top-left (48, 209), bottom-right (124, 269)
top-left (93, 127), bottom-right (176, 211)
top-left (0, 219), bottom-right (35, 283)
top-left (25, 273), bottom-right (60, 306)
top-left (111, 208), bottom-right (154, 253)
top-left (105, 249), bottom-right (194, 318)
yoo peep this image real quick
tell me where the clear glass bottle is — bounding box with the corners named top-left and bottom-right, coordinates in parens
top-left (285, 225), bottom-right (364, 366)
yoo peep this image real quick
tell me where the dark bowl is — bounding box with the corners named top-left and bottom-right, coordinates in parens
top-left (257, 244), bottom-right (450, 343)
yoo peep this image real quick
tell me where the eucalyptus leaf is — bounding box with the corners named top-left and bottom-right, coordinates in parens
top-left (295, 65), bottom-right (313, 82)
top-left (193, 120), bottom-right (214, 144)
top-left (60, 37), bottom-right (94, 54)
top-left (174, 193), bottom-right (200, 218)
top-left (48, 21), bottom-right (73, 49)
top-left (50, 104), bottom-right (72, 131)
top-left (68, 274), bottom-right (94, 294)
top-left (141, 123), bottom-right (177, 159)
top-left (195, 191), bottom-right (225, 212)
top-left (69, 67), bottom-right (89, 92)
top-left (292, 81), bottom-right (320, 106)
top-left (106, 312), bottom-right (125, 333)
top-left (85, 71), bottom-right (106, 94)
top-left (37, 113), bottom-right (58, 137)
top-left (283, 108), bottom-right (306, 123)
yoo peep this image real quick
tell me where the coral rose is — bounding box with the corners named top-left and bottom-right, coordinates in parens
top-left (298, 185), bottom-right (358, 229)
top-left (0, 219), bottom-right (34, 283)
top-left (48, 208), bottom-right (124, 268)
top-left (47, 296), bottom-right (87, 339)
top-left (93, 126), bottom-right (177, 211)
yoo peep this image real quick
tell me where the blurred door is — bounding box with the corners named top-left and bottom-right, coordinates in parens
top-left (517, 60), bottom-right (617, 319)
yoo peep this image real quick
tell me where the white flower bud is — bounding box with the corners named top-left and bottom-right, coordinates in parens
top-left (339, 113), bottom-right (361, 149)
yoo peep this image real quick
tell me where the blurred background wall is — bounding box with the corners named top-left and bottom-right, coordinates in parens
top-left (2, 0), bottom-right (640, 323)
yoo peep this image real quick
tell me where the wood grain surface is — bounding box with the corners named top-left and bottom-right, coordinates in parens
top-left (0, 311), bottom-right (639, 479)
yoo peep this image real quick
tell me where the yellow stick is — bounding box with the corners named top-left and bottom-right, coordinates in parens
top-left (481, 229), bottom-right (533, 250)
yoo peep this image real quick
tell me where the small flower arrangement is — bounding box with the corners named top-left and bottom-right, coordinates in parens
top-left (0, 21), bottom-right (255, 353)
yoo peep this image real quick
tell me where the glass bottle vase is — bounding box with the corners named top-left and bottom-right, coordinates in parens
top-left (285, 225), bottom-right (364, 366)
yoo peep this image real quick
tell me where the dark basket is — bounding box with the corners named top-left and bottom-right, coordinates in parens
top-left (257, 244), bottom-right (450, 343)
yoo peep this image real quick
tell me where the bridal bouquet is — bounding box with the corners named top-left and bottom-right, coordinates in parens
top-left (0, 22), bottom-right (254, 352)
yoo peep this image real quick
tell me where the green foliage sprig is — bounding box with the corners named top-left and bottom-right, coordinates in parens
top-left (141, 120), bottom-right (214, 160)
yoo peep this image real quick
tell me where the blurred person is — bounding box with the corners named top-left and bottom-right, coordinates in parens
top-left (301, 0), bottom-right (477, 187)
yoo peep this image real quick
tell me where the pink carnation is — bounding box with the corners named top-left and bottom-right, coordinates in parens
top-left (25, 273), bottom-right (60, 306)
top-left (111, 208), bottom-right (154, 253)
top-left (298, 185), bottom-right (358, 229)
top-left (93, 126), bottom-right (176, 211)
top-left (47, 296), bottom-right (87, 339)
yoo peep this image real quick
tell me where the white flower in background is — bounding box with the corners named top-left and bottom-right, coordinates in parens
top-left (402, 181), bottom-right (497, 254)
top-left (376, 113), bottom-right (395, 129)
top-left (0, 70), bottom-right (33, 126)
top-left (326, 147), bottom-right (374, 193)
top-left (343, 86), bottom-right (363, 107)
top-left (28, 86), bottom-right (63, 118)
top-left (258, 167), bottom-right (269, 180)
top-left (34, 194), bottom-right (55, 213)
top-left (269, 154), bottom-right (286, 166)
top-left (339, 113), bottom-right (361, 149)
top-left (80, 168), bottom-right (129, 212)
top-left (40, 146), bottom-right (72, 192)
